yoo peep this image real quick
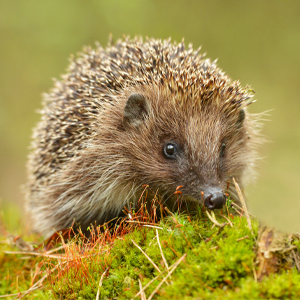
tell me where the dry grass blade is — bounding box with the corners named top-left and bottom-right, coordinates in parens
top-left (205, 210), bottom-right (226, 227)
top-left (156, 229), bottom-right (171, 286)
top-left (0, 286), bottom-right (40, 299)
top-left (16, 264), bottom-right (60, 299)
top-left (230, 201), bottom-right (243, 210)
top-left (96, 268), bottom-right (108, 300)
top-left (4, 250), bottom-right (64, 260)
top-left (126, 220), bottom-right (161, 226)
top-left (221, 214), bottom-right (233, 227)
top-left (45, 245), bottom-right (65, 254)
top-left (292, 250), bottom-right (300, 272)
top-left (232, 206), bottom-right (243, 217)
top-left (138, 279), bottom-right (147, 300)
top-left (133, 254), bottom-right (187, 299)
top-left (126, 221), bottom-right (163, 230)
top-left (232, 177), bottom-right (253, 234)
top-left (147, 254), bottom-right (187, 300)
top-left (133, 271), bottom-right (164, 299)
top-left (156, 229), bottom-right (169, 270)
top-left (141, 224), bottom-right (164, 230)
top-left (131, 239), bottom-right (161, 273)
top-left (231, 201), bottom-right (255, 217)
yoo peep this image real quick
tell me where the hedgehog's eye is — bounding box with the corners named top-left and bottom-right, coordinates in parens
top-left (163, 143), bottom-right (178, 159)
top-left (220, 143), bottom-right (226, 158)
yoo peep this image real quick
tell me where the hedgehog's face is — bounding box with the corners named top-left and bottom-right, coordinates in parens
top-left (121, 89), bottom-right (249, 210)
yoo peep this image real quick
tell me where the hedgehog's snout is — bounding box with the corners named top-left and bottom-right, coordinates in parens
top-left (203, 189), bottom-right (226, 210)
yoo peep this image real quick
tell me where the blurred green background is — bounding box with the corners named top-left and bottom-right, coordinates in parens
top-left (0, 0), bottom-right (299, 232)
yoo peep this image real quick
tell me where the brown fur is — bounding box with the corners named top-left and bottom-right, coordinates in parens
top-left (26, 37), bottom-right (262, 236)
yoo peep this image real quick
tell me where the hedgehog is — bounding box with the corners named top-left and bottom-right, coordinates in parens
top-left (26, 37), bottom-right (261, 237)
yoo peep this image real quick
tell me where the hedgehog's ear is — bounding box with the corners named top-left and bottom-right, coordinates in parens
top-left (123, 93), bottom-right (149, 128)
top-left (236, 109), bottom-right (245, 128)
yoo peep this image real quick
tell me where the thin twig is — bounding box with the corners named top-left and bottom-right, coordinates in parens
top-left (147, 254), bottom-right (187, 300)
top-left (252, 258), bottom-right (257, 282)
top-left (236, 235), bottom-right (249, 242)
top-left (96, 268), bottom-right (108, 300)
top-left (131, 239), bottom-right (161, 273)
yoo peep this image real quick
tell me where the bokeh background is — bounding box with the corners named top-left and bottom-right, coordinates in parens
top-left (1, 0), bottom-right (299, 232)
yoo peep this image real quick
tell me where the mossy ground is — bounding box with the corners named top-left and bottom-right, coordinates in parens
top-left (1, 207), bottom-right (300, 299)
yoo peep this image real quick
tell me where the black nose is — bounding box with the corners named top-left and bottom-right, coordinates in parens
top-left (204, 192), bottom-right (226, 210)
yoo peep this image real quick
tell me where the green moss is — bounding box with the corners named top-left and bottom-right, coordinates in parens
top-left (1, 211), bottom-right (300, 299)
top-left (0, 237), bottom-right (49, 299)
top-left (47, 211), bottom-right (298, 299)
